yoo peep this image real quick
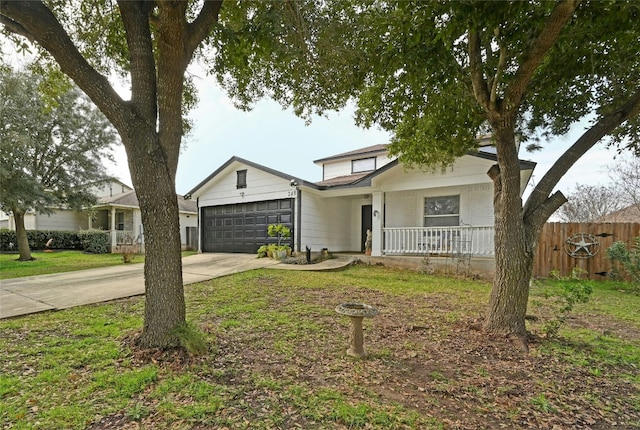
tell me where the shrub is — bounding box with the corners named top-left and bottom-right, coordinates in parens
top-left (0, 229), bottom-right (82, 251)
top-left (0, 229), bottom-right (17, 251)
top-left (267, 223), bottom-right (291, 246)
top-left (531, 279), bottom-right (593, 338)
top-left (257, 244), bottom-right (269, 258)
top-left (115, 243), bottom-right (141, 263)
top-left (78, 230), bottom-right (110, 254)
top-left (606, 238), bottom-right (640, 289)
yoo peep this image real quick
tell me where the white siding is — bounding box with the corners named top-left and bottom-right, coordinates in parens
top-left (300, 192), bottom-right (352, 251)
top-left (197, 163), bottom-right (295, 208)
top-left (463, 183), bottom-right (494, 226)
top-left (90, 180), bottom-right (133, 198)
top-left (322, 154), bottom-right (395, 180)
top-left (24, 214), bottom-right (36, 230)
top-left (385, 191), bottom-right (419, 227)
top-left (323, 160), bottom-right (351, 180)
top-left (371, 155), bottom-right (494, 192)
top-left (179, 213), bottom-right (198, 245)
top-left (35, 209), bottom-right (89, 231)
top-left (384, 183), bottom-right (494, 228)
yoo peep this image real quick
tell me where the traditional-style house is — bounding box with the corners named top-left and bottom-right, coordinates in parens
top-left (186, 143), bottom-right (536, 269)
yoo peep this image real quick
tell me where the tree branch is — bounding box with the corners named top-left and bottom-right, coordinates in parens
top-left (186, 0), bottom-right (223, 57)
top-left (468, 29), bottom-right (491, 113)
top-left (524, 87), bottom-right (640, 220)
top-left (490, 41), bottom-right (507, 105)
top-left (0, 1), bottom-right (130, 132)
top-left (0, 14), bottom-right (34, 42)
top-left (525, 190), bottom-right (567, 228)
top-left (117, 0), bottom-right (158, 123)
top-left (505, 0), bottom-right (579, 113)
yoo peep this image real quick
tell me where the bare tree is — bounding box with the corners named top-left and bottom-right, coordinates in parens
top-left (610, 156), bottom-right (640, 212)
top-left (554, 184), bottom-right (625, 222)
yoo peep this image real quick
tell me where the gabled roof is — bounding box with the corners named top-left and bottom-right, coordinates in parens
top-left (95, 190), bottom-right (197, 213)
top-left (188, 148), bottom-right (537, 195)
top-left (313, 151), bottom-right (536, 189)
top-left (186, 156), bottom-right (319, 197)
top-left (98, 190), bottom-right (139, 207)
top-left (313, 144), bottom-right (389, 164)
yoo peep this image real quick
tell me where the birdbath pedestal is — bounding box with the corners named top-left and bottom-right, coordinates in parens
top-left (335, 302), bottom-right (379, 358)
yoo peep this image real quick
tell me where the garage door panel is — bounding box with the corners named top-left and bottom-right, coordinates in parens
top-left (201, 198), bottom-right (293, 253)
top-left (280, 200), bottom-right (292, 209)
top-left (280, 214), bottom-right (291, 224)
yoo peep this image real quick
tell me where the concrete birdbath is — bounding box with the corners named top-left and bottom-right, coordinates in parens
top-left (335, 302), bottom-right (379, 358)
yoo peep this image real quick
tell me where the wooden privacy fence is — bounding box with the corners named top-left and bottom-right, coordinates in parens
top-left (533, 222), bottom-right (640, 280)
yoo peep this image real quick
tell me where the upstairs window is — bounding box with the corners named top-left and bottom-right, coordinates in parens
top-left (236, 169), bottom-right (247, 189)
top-left (352, 157), bottom-right (376, 173)
top-left (424, 195), bottom-right (460, 227)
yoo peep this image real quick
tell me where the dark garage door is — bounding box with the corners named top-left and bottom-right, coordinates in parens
top-left (201, 199), bottom-right (294, 253)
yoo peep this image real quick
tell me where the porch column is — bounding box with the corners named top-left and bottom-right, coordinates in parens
top-left (88, 214), bottom-right (92, 229)
top-left (371, 191), bottom-right (384, 257)
top-left (110, 207), bottom-right (117, 249)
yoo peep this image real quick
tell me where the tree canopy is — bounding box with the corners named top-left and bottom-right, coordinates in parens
top-left (0, 0), bottom-right (334, 348)
top-left (306, 0), bottom-right (640, 341)
top-left (0, 65), bottom-right (117, 260)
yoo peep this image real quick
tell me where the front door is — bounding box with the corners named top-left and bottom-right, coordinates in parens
top-left (361, 205), bottom-right (372, 252)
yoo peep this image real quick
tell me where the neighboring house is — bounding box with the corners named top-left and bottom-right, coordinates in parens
top-left (2, 179), bottom-right (198, 251)
top-left (186, 143), bottom-right (536, 263)
top-left (592, 203), bottom-right (640, 223)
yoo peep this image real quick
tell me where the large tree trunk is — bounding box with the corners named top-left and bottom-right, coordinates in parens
top-left (126, 131), bottom-right (185, 349)
top-left (13, 209), bottom-right (33, 261)
top-left (484, 126), bottom-right (532, 338)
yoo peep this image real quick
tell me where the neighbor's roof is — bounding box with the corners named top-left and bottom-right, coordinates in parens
top-left (593, 204), bottom-right (640, 223)
top-left (96, 190), bottom-right (197, 213)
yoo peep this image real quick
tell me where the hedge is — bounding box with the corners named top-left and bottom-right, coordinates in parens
top-left (0, 229), bottom-right (110, 254)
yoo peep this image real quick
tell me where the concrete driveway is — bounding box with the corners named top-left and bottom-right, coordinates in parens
top-left (0, 253), bottom-right (282, 319)
top-left (0, 253), bottom-right (355, 319)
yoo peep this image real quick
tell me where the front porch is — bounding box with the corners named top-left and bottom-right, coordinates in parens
top-left (90, 207), bottom-right (144, 253)
top-left (382, 226), bottom-right (495, 256)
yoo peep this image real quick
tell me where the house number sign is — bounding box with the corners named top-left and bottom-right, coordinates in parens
top-left (564, 233), bottom-right (600, 259)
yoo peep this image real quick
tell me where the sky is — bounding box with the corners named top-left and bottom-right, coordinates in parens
top-left (106, 72), bottom-right (620, 198)
top-left (3, 37), bottom-right (620, 201)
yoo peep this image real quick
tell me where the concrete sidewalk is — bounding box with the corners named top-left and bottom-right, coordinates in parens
top-left (0, 253), bottom-right (354, 319)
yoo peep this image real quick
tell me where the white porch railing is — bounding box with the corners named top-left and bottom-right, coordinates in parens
top-left (383, 226), bottom-right (495, 256)
top-left (113, 230), bottom-right (137, 245)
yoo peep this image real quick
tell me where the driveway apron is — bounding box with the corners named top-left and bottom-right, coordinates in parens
top-left (0, 253), bottom-right (280, 319)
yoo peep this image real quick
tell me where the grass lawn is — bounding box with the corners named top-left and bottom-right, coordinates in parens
top-left (0, 265), bottom-right (638, 429)
top-left (0, 250), bottom-right (197, 280)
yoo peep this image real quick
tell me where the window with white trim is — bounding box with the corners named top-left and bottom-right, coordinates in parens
top-left (424, 195), bottom-right (460, 227)
top-left (351, 157), bottom-right (376, 173)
